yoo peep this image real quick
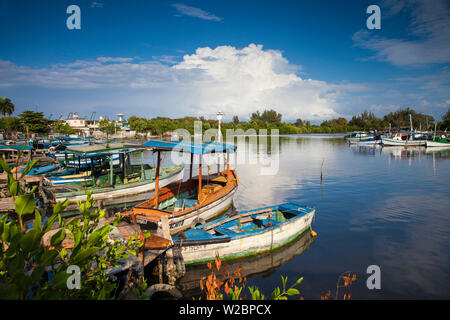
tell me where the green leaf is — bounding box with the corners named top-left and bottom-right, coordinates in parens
top-left (42, 214), bottom-right (58, 233)
top-left (17, 144), bottom-right (26, 159)
top-left (53, 199), bottom-right (70, 215)
top-left (53, 270), bottom-right (69, 290)
top-left (14, 193), bottom-right (36, 217)
top-left (71, 246), bottom-right (100, 265)
top-left (294, 277), bottom-right (304, 286)
top-left (271, 287), bottom-right (281, 299)
top-left (0, 158), bottom-right (11, 174)
top-left (286, 288), bottom-right (300, 296)
top-left (19, 229), bottom-right (41, 253)
top-left (40, 250), bottom-right (59, 266)
top-left (7, 174), bottom-right (20, 197)
top-left (50, 228), bottom-right (66, 247)
top-left (33, 209), bottom-right (42, 231)
top-left (19, 159), bottom-right (39, 179)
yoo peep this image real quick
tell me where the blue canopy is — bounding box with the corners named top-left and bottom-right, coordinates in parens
top-left (141, 140), bottom-right (237, 155)
top-left (0, 144), bottom-right (33, 151)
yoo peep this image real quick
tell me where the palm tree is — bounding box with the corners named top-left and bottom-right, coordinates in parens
top-left (0, 97), bottom-right (15, 118)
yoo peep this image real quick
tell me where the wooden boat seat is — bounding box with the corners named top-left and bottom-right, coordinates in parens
top-left (211, 176), bottom-right (227, 184)
top-left (201, 184), bottom-right (223, 194)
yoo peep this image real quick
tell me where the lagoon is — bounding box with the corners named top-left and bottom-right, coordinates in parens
top-left (177, 134), bottom-right (450, 299)
top-left (127, 134), bottom-right (450, 299)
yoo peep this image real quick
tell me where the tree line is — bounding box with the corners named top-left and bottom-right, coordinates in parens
top-left (1, 96), bottom-right (449, 136)
top-left (127, 108), bottom-right (449, 135)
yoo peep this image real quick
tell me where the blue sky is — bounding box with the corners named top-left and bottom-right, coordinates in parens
top-left (0, 0), bottom-right (449, 122)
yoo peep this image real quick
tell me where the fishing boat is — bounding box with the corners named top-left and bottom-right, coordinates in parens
top-left (172, 203), bottom-right (315, 264)
top-left (345, 131), bottom-right (375, 143)
top-left (44, 170), bottom-right (93, 185)
top-left (12, 163), bottom-right (61, 176)
top-left (381, 114), bottom-right (427, 146)
top-left (426, 134), bottom-right (450, 148)
top-left (118, 140), bottom-right (239, 234)
top-left (42, 143), bottom-right (184, 204)
top-left (426, 122), bottom-right (450, 148)
top-left (178, 229), bottom-right (316, 298)
top-left (350, 136), bottom-right (380, 145)
top-left (381, 132), bottom-right (427, 146)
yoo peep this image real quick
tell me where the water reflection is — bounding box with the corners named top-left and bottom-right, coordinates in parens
top-left (111, 136), bottom-right (449, 298)
top-left (349, 144), bottom-right (450, 160)
top-left (178, 231), bottom-right (316, 299)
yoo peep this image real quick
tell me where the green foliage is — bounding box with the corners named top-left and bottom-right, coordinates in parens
top-left (250, 109), bottom-right (282, 123)
top-left (0, 116), bottom-right (23, 132)
top-left (6, 107), bottom-right (437, 137)
top-left (52, 120), bottom-right (75, 136)
top-left (382, 107), bottom-right (434, 130)
top-left (0, 159), bottom-right (145, 300)
top-left (98, 117), bottom-right (120, 134)
top-left (224, 275), bottom-right (303, 300)
top-left (271, 275), bottom-right (303, 300)
top-left (0, 97), bottom-right (15, 118)
top-left (439, 108), bottom-right (450, 131)
top-left (18, 110), bottom-right (50, 134)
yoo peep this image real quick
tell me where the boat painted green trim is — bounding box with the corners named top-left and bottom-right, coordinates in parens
top-left (183, 225), bottom-right (312, 265)
top-left (50, 165), bottom-right (184, 199)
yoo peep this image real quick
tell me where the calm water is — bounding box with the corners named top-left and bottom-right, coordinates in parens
top-left (133, 135), bottom-right (450, 299)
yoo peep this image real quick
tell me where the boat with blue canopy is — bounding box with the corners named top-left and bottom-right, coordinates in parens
top-left (42, 142), bottom-right (184, 205)
top-left (118, 140), bottom-right (239, 234)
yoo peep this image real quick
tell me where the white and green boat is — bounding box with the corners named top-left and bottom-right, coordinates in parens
top-left (426, 134), bottom-right (450, 148)
top-left (345, 131), bottom-right (375, 143)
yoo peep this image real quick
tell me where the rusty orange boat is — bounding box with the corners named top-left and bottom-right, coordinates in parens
top-left (118, 140), bottom-right (239, 234)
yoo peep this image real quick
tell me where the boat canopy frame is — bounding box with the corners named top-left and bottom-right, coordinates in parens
top-left (130, 140), bottom-right (237, 208)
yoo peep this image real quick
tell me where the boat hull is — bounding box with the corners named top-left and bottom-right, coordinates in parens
top-left (122, 170), bottom-right (240, 235)
top-left (163, 185), bottom-right (237, 234)
top-left (348, 138), bottom-right (380, 145)
top-left (381, 138), bottom-right (426, 146)
top-left (426, 140), bottom-right (450, 148)
top-left (179, 206), bottom-right (315, 264)
top-left (53, 167), bottom-right (184, 203)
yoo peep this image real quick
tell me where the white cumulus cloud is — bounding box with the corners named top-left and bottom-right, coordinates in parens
top-left (0, 44), bottom-right (367, 120)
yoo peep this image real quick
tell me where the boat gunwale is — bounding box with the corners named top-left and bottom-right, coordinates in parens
top-left (48, 164), bottom-right (184, 199)
top-left (122, 169), bottom-right (239, 221)
top-left (185, 204), bottom-right (315, 241)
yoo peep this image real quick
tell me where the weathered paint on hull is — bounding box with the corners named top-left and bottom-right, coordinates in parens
top-left (56, 168), bottom-right (184, 203)
top-left (164, 186), bottom-right (237, 234)
top-left (426, 140), bottom-right (450, 148)
top-left (181, 209), bottom-right (315, 264)
top-left (349, 139), bottom-right (380, 145)
top-left (381, 138), bottom-right (426, 146)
